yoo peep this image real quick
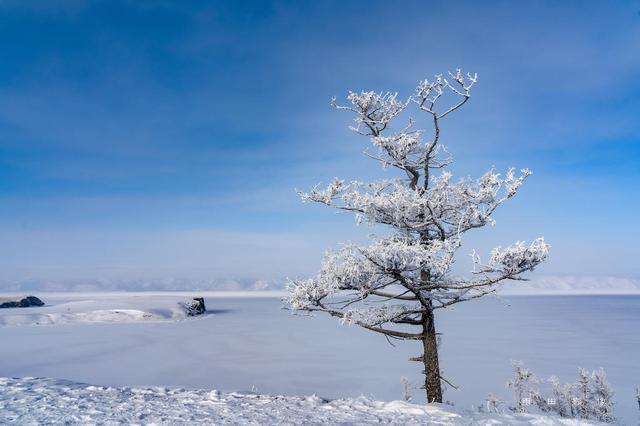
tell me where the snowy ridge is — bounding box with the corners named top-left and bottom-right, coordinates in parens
top-left (0, 377), bottom-right (600, 425)
top-left (501, 275), bottom-right (640, 295)
top-left (0, 277), bottom-right (284, 292)
top-left (0, 294), bottom-right (209, 327)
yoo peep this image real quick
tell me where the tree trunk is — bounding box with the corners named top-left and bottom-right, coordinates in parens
top-left (422, 306), bottom-right (442, 403)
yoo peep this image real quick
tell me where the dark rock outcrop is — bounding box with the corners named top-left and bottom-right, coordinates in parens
top-left (182, 297), bottom-right (206, 316)
top-left (0, 296), bottom-right (45, 309)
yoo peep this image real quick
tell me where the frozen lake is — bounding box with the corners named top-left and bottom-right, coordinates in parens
top-left (0, 293), bottom-right (638, 424)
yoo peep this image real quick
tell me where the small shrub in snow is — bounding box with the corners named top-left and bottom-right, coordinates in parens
top-left (400, 377), bottom-right (413, 402)
top-left (588, 368), bottom-right (615, 423)
top-left (506, 361), bottom-right (541, 413)
top-left (482, 394), bottom-right (506, 414)
top-left (505, 362), bottom-right (615, 423)
top-left (544, 375), bottom-right (573, 418)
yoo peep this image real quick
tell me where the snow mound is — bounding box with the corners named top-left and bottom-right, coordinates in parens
top-left (0, 294), bottom-right (210, 326)
top-left (0, 377), bottom-right (600, 425)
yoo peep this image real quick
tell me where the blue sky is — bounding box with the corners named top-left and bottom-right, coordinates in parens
top-left (0, 0), bottom-right (639, 285)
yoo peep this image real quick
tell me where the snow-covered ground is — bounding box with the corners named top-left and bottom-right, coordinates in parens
top-left (0, 377), bottom-right (600, 425)
top-left (0, 292), bottom-right (279, 326)
top-left (0, 293), bottom-right (637, 424)
top-left (0, 295), bottom-right (187, 326)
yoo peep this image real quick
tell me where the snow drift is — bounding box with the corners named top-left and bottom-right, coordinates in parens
top-left (0, 294), bottom-right (210, 326)
top-left (0, 377), bottom-right (601, 425)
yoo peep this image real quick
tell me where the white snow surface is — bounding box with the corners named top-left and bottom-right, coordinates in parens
top-left (0, 377), bottom-right (599, 425)
top-left (0, 293), bottom-right (210, 326)
top-left (1, 293), bottom-right (637, 424)
top-left (0, 291), bottom-right (283, 326)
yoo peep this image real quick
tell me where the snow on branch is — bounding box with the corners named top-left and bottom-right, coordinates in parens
top-left (286, 278), bottom-right (337, 311)
top-left (332, 91), bottom-right (408, 136)
top-left (299, 167), bottom-right (533, 238)
top-left (342, 304), bottom-right (418, 326)
top-left (328, 70), bottom-right (478, 187)
top-left (286, 236), bottom-right (462, 312)
top-left (474, 238), bottom-right (550, 276)
top-left (360, 237), bottom-right (459, 282)
top-left (371, 130), bottom-right (424, 167)
top-left (413, 69), bottom-right (477, 119)
top-left (285, 244), bottom-right (377, 310)
top-left (299, 178), bottom-right (349, 205)
top-left (287, 70), bottom-right (548, 350)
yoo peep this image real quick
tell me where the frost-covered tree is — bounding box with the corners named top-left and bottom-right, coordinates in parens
top-left (507, 361), bottom-right (541, 413)
top-left (285, 70), bottom-right (549, 403)
top-left (547, 375), bottom-right (572, 417)
top-left (589, 368), bottom-right (615, 423)
top-left (508, 363), bottom-right (616, 423)
top-left (575, 368), bottom-right (592, 419)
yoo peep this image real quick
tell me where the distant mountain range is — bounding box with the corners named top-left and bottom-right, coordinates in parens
top-left (1, 275), bottom-right (639, 294)
top-left (500, 275), bottom-right (640, 294)
top-left (0, 277), bottom-right (284, 293)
